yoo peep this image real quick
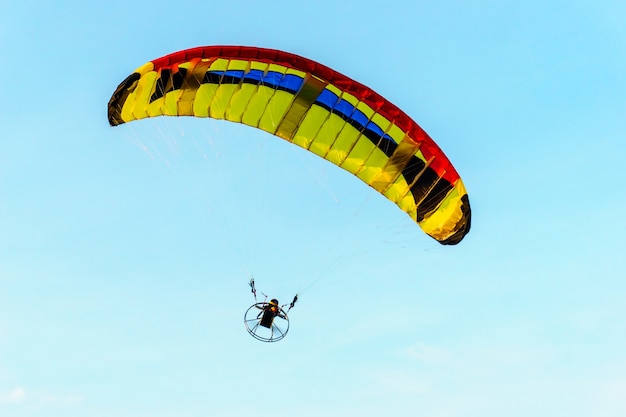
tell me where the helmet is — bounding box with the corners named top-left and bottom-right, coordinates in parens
top-left (270, 299), bottom-right (279, 305)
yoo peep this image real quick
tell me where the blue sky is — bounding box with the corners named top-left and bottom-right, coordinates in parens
top-left (1, 0), bottom-right (626, 416)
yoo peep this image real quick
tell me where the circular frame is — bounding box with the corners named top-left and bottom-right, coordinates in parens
top-left (244, 302), bottom-right (290, 342)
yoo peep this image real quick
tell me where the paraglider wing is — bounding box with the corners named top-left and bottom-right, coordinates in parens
top-left (108, 45), bottom-right (471, 244)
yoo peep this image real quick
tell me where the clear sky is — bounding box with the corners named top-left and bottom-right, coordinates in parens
top-left (2, 1), bottom-right (626, 416)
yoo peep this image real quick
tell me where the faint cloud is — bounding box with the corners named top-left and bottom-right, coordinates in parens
top-left (0, 386), bottom-right (26, 404)
top-left (0, 387), bottom-right (85, 407)
top-left (42, 393), bottom-right (86, 405)
top-left (370, 367), bottom-right (432, 395)
top-left (402, 342), bottom-right (450, 364)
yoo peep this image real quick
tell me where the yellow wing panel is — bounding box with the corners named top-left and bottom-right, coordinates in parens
top-left (418, 179), bottom-right (468, 240)
top-left (242, 85), bottom-right (277, 128)
top-left (341, 136), bottom-right (376, 174)
top-left (259, 90), bottom-right (296, 134)
top-left (125, 71), bottom-right (157, 121)
top-left (292, 105), bottom-right (328, 150)
top-left (309, 113), bottom-right (346, 158)
top-left (226, 83), bottom-right (259, 123)
top-left (193, 83), bottom-right (219, 117)
top-left (210, 84), bottom-right (240, 120)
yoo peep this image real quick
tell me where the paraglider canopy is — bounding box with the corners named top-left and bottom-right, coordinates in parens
top-left (108, 45), bottom-right (471, 245)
